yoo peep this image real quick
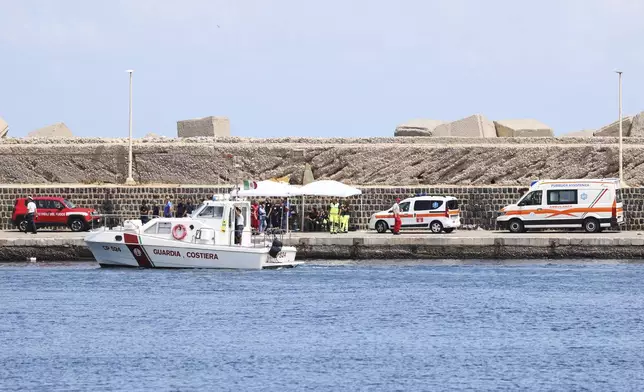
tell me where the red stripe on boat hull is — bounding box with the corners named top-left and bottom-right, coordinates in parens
top-left (124, 233), bottom-right (154, 268)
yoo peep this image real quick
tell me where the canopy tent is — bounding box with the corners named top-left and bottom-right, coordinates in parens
top-left (298, 180), bottom-right (362, 197)
top-left (298, 180), bottom-right (363, 232)
top-left (233, 180), bottom-right (301, 197)
top-left (231, 180), bottom-right (301, 233)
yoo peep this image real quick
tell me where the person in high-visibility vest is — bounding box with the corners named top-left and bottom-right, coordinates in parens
top-left (340, 201), bottom-right (350, 233)
top-left (329, 199), bottom-right (340, 234)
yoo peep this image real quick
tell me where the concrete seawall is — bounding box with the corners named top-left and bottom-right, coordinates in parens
top-left (3, 184), bottom-right (644, 231)
top-left (0, 184), bottom-right (522, 231)
top-left (2, 231), bottom-right (643, 262)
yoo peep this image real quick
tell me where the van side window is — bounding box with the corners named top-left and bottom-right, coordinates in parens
top-left (399, 202), bottom-right (410, 212)
top-left (446, 200), bottom-right (459, 210)
top-left (414, 200), bottom-right (444, 211)
top-left (547, 190), bottom-right (577, 205)
top-left (616, 189), bottom-right (622, 203)
top-left (519, 191), bottom-right (542, 206)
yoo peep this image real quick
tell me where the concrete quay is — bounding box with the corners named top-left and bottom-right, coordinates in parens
top-left (1, 230), bottom-right (644, 262)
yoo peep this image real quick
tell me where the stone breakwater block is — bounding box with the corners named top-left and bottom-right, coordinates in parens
top-left (594, 116), bottom-right (633, 137)
top-left (433, 114), bottom-right (497, 138)
top-left (562, 129), bottom-right (595, 137)
top-left (27, 122), bottom-right (73, 138)
top-left (302, 163), bottom-right (315, 185)
top-left (177, 116), bottom-right (230, 138)
top-left (0, 117), bottom-right (8, 138)
top-left (629, 111), bottom-right (644, 138)
top-left (494, 119), bottom-right (554, 138)
top-left (394, 119), bottom-right (444, 137)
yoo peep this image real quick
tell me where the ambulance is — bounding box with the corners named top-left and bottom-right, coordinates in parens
top-left (368, 195), bottom-right (461, 234)
top-left (496, 179), bottom-right (624, 233)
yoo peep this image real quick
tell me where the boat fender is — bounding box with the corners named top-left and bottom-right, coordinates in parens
top-left (172, 224), bottom-right (188, 240)
top-left (269, 239), bottom-right (283, 258)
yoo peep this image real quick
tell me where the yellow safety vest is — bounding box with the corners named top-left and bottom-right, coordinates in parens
top-left (329, 203), bottom-right (339, 215)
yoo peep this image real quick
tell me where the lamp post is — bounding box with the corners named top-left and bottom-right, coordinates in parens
top-left (615, 70), bottom-right (626, 187)
top-left (125, 69), bottom-right (136, 185)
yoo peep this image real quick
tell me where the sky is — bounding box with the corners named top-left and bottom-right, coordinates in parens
top-left (1, 0), bottom-right (644, 138)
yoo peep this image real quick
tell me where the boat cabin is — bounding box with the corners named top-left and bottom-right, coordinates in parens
top-left (135, 198), bottom-right (252, 247)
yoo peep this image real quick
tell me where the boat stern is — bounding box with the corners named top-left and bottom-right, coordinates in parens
top-left (262, 246), bottom-right (302, 269)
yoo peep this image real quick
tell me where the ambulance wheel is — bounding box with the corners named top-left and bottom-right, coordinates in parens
top-left (583, 218), bottom-right (600, 233)
top-left (430, 221), bottom-right (443, 233)
top-left (443, 228), bottom-right (454, 234)
top-left (508, 219), bottom-right (525, 233)
top-left (375, 220), bottom-right (389, 234)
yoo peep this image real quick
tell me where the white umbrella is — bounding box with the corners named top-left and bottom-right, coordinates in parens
top-left (233, 180), bottom-right (301, 233)
top-left (298, 180), bottom-right (362, 197)
top-left (234, 180), bottom-right (301, 197)
top-left (299, 180), bottom-right (362, 232)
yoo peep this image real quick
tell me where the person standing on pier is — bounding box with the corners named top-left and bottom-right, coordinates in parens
top-left (340, 201), bottom-right (351, 233)
top-left (392, 198), bottom-right (402, 235)
top-left (139, 200), bottom-right (150, 224)
top-left (176, 198), bottom-right (186, 218)
top-left (258, 202), bottom-right (267, 233)
top-left (163, 197), bottom-right (173, 218)
top-left (25, 196), bottom-right (37, 234)
top-left (186, 199), bottom-right (195, 217)
top-left (329, 199), bottom-right (340, 234)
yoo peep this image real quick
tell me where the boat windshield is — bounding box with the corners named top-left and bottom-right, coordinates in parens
top-left (197, 205), bottom-right (224, 218)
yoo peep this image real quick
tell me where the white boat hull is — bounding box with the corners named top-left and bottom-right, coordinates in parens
top-left (85, 231), bottom-right (300, 270)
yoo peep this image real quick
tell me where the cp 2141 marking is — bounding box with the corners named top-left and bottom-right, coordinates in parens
top-left (102, 246), bottom-right (122, 252)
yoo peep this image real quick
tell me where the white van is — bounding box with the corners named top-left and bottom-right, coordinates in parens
top-left (497, 179), bottom-right (624, 233)
top-left (368, 196), bottom-right (461, 234)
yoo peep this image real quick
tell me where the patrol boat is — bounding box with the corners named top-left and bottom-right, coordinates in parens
top-left (84, 196), bottom-right (300, 269)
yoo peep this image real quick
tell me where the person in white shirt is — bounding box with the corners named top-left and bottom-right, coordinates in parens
top-left (234, 207), bottom-right (245, 245)
top-left (392, 197), bottom-right (402, 235)
top-left (26, 196), bottom-right (38, 234)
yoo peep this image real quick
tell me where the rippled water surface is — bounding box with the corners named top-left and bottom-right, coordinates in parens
top-left (1, 261), bottom-right (644, 391)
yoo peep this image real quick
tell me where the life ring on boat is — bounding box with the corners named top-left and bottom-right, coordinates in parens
top-left (172, 224), bottom-right (188, 240)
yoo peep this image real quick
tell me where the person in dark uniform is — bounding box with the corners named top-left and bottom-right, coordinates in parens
top-left (186, 199), bottom-right (195, 216)
top-left (176, 197), bottom-right (186, 217)
top-left (265, 199), bottom-right (273, 229)
top-left (102, 192), bottom-right (115, 228)
top-left (139, 200), bottom-right (150, 224)
top-left (152, 202), bottom-right (160, 219)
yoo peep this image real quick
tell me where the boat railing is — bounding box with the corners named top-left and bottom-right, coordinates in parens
top-left (250, 228), bottom-right (285, 249)
top-left (90, 214), bottom-right (288, 249)
top-left (88, 213), bottom-right (139, 231)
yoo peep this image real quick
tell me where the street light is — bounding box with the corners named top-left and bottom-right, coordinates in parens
top-left (125, 70), bottom-right (135, 185)
top-left (615, 70), bottom-right (626, 187)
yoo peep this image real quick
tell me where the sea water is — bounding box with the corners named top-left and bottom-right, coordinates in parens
top-left (0, 261), bottom-right (643, 391)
